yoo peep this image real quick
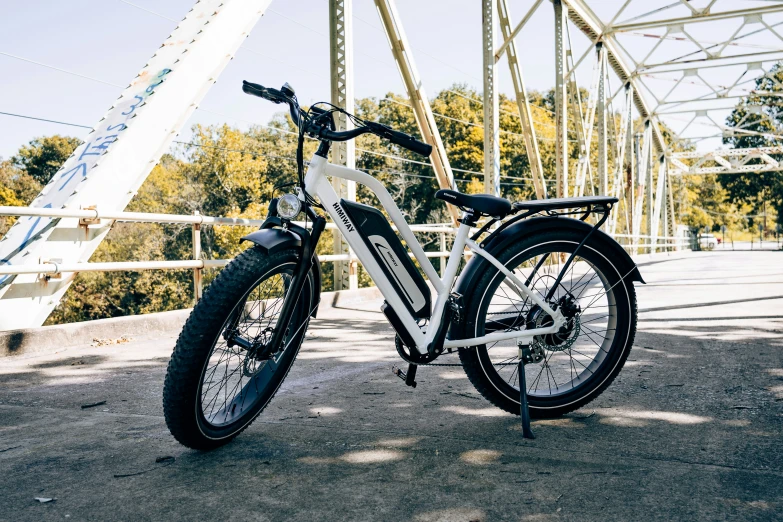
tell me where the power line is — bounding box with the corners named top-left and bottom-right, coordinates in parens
top-left (444, 89), bottom-right (575, 138)
top-left (381, 97), bottom-right (530, 139)
top-left (239, 46), bottom-right (324, 81)
top-left (0, 109), bottom-right (539, 182)
top-left (115, 1), bottom-right (329, 82)
top-left (266, 8), bottom-right (399, 71)
top-left (0, 51), bottom-right (124, 88)
top-left (156, 141), bottom-right (529, 187)
top-left (447, 89), bottom-right (559, 118)
top-left (352, 14), bottom-right (483, 83)
top-left (381, 96), bottom-right (571, 142)
top-left (1, 12), bottom-right (560, 159)
top-left (116, 0), bottom-right (177, 22)
top-left (0, 111), bottom-right (93, 130)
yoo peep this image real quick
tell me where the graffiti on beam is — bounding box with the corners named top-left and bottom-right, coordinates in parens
top-left (0, 68), bottom-right (171, 289)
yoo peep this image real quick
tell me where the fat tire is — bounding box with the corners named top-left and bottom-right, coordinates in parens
top-left (458, 229), bottom-right (637, 418)
top-left (163, 247), bottom-right (315, 450)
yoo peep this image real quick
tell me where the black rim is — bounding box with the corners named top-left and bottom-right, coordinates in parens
top-left (476, 241), bottom-right (624, 401)
top-left (197, 263), bottom-right (308, 430)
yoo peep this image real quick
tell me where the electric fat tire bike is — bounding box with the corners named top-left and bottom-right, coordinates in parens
top-left (163, 81), bottom-right (644, 450)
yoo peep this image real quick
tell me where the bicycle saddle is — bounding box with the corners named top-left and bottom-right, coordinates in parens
top-left (435, 189), bottom-right (512, 218)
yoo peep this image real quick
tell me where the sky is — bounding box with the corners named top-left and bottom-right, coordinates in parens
top-left (0, 0), bottom-right (778, 160)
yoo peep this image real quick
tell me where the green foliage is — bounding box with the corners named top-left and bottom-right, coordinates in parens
top-left (0, 159), bottom-right (42, 235)
top-left (720, 62), bottom-right (783, 227)
top-left (11, 135), bottom-right (80, 185)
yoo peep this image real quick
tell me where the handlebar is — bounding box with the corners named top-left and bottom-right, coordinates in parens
top-left (242, 80), bottom-right (433, 158)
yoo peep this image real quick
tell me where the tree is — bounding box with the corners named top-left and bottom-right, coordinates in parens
top-left (720, 62), bottom-right (783, 227)
top-left (11, 135), bottom-right (81, 185)
top-left (0, 159), bottom-right (42, 235)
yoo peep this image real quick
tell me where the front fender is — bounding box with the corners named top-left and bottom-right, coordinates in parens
top-left (240, 228), bottom-right (301, 255)
top-left (240, 226), bottom-right (322, 318)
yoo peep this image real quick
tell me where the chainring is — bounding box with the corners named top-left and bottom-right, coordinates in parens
top-left (395, 334), bottom-right (440, 364)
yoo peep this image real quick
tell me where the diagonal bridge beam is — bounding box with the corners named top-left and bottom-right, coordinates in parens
top-left (562, 0), bottom-right (666, 157)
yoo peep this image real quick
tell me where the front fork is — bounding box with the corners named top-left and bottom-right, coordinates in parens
top-left (254, 204), bottom-right (326, 359)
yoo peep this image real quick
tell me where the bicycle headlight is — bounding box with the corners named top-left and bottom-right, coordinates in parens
top-left (277, 193), bottom-right (302, 219)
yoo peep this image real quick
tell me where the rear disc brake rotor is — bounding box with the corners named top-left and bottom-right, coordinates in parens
top-left (526, 301), bottom-right (581, 353)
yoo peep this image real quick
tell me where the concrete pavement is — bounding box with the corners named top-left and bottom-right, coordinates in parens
top-left (0, 251), bottom-right (781, 521)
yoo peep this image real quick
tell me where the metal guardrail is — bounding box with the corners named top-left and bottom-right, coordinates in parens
top-left (0, 206), bottom-right (687, 299)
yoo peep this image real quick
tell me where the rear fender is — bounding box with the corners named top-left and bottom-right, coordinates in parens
top-left (456, 216), bottom-right (644, 298)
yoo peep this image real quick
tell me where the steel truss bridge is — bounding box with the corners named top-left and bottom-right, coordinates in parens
top-left (0, 0), bottom-right (780, 329)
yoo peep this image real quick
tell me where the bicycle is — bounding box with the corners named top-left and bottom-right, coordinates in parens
top-left (162, 81), bottom-right (644, 450)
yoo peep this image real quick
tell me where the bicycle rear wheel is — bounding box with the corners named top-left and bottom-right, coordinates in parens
top-left (458, 229), bottom-right (637, 417)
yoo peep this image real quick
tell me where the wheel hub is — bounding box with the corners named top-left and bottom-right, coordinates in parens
top-left (526, 295), bottom-right (581, 353)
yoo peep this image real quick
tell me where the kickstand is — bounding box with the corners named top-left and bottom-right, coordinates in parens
top-left (518, 358), bottom-right (535, 439)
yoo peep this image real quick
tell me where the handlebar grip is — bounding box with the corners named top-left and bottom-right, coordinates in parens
top-left (242, 80), bottom-right (285, 104)
top-left (387, 130), bottom-right (432, 157)
top-left (366, 122), bottom-right (432, 157)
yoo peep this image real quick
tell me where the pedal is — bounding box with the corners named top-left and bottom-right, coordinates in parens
top-left (392, 364), bottom-right (417, 388)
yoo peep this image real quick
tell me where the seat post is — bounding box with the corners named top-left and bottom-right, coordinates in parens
top-left (458, 210), bottom-right (480, 228)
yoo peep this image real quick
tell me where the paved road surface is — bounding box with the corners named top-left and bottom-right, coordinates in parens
top-left (1, 251), bottom-right (781, 521)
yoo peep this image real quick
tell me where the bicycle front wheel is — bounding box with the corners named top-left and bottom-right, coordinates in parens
top-left (459, 229), bottom-right (637, 417)
top-left (163, 247), bottom-right (317, 450)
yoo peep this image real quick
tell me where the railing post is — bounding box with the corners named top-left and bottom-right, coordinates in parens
top-left (192, 211), bottom-right (203, 303)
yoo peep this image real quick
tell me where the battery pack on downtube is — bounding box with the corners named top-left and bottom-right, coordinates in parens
top-left (340, 200), bottom-right (431, 320)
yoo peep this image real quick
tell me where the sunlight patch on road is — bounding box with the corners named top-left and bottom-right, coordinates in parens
top-left (597, 408), bottom-right (712, 426)
top-left (296, 349), bottom-right (396, 362)
top-left (308, 406), bottom-right (342, 416)
top-left (438, 371), bottom-right (468, 380)
top-left (440, 405), bottom-right (513, 418)
top-left (339, 449), bottom-right (404, 464)
top-left (459, 449), bottom-right (501, 465)
top-left (376, 437), bottom-right (421, 448)
top-left (413, 507), bottom-right (486, 522)
top-left (298, 449), bottom-right (406, 465)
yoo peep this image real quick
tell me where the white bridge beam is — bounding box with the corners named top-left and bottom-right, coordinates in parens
top-left (0, 0), bottom-right (273, 330)
top-left (669, 146), bottom-right (783, 176)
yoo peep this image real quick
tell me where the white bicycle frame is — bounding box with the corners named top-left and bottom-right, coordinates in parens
top-left (304, 154), bottom-right (565, 356)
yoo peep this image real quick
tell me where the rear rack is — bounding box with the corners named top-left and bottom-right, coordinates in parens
top-left (471, 195), bottom-right (617, 243)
